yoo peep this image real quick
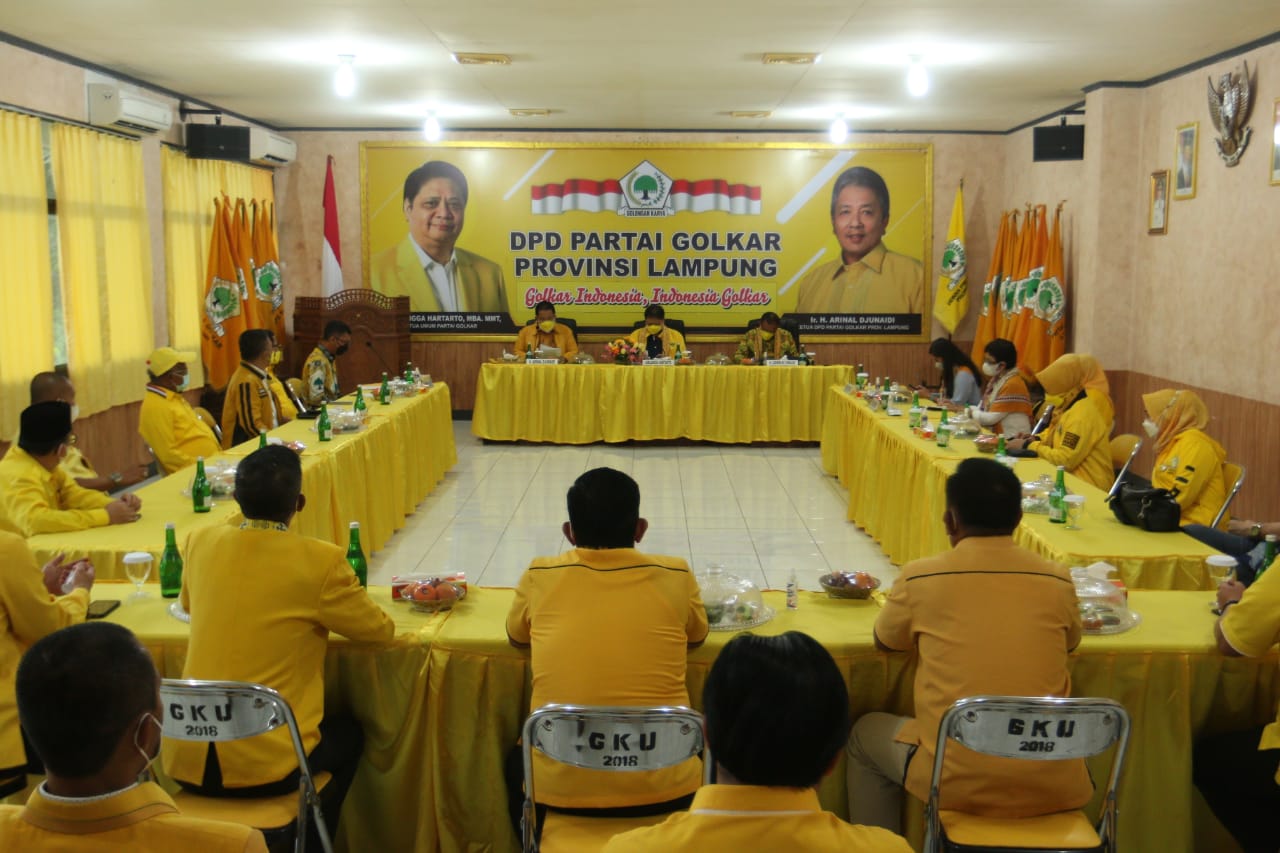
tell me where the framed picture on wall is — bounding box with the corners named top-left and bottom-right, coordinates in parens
top-left (1148, 170), bottom-right (1169, 234)
top-left (1174, 122), bottom-right (1198, 199)
top-left (1271, 99), bottom-right (1280, 186)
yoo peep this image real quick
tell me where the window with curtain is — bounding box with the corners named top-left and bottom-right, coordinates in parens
top-left (161, 147), bottom-right (276, 388)
top-left (50, 124), bottom-right (156, 418)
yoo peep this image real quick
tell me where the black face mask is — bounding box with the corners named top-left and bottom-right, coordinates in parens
top-left (334, 344), bottom-right (350, 356)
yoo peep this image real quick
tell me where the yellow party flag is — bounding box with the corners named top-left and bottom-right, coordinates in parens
top-left (932, 183), bottom-right (968, 333)
top-left (970, 211), bottom-right (1008, 364)
top-left (200, 198), bottom-right (248, 388)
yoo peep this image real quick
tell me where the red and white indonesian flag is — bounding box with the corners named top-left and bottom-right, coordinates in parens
top-left (321, 155), bottom-right (343, 296)
top-left (531, 178), bottom-right (762, 215)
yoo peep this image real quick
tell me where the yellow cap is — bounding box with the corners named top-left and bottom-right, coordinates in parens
top-left (146, 347), bottom-right (196, 377)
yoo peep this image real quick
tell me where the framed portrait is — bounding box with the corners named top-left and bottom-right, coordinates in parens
top-left (1271, 98), bottom-right (1279, 186)
top-left (1174, 122), bottom-right (1197, 200)
top-left (1148, 170), bottom-right (1169, 235)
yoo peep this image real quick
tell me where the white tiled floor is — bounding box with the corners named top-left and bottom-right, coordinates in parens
top-left (368, 422), bottom-right (898, 591)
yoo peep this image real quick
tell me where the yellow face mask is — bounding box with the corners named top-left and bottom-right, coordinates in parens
top-left (646, 324), bottom-right (662, 335)
top-left (269, 349), bottom-right (282, 367)
top-left (538, 320), bottom-right (556, 333)
top-left (760, 330), bottom-right (775, 341)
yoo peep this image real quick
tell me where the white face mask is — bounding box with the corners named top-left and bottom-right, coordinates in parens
top-left (69, 404), bottom-right (80, 422)
top-left (1142, 418), bottom-right (1159, 438)
top-left (981, 361), bottom-right (1000, 377)
top-left (934, 361), bottom-right (944, 371)
top-left (175, 374), bottom-right (190, 392)
top-left (134, 711), bottom-right (162, 779)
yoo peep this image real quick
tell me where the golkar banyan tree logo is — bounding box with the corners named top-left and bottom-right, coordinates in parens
top-left (531, 160), bottom-right (761, 217)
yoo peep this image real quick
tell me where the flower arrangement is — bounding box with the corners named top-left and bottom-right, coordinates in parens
top-left (603, 338), bottom-right (644, 364)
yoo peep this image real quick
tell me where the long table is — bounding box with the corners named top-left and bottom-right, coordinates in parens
top-left (28, 383), bottom-right (458, 581)
top-left (820, 386), bottom-right (1222, 590)
top-left (472, 363), bottom-right (852, 443)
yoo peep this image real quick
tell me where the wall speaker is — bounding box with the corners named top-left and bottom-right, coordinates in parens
top-left (1033, 124), bottom-right (1085, 161)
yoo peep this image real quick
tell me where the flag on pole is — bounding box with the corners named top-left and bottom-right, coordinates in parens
top-left (200, 198), bottom-right (249, 388)
top-left (1011, 206), bottom-right (1049, 371)
top-left (322, 156), bottom-right (343, 296)
top-left (998, 207), bottom-right (1034, 342)
top-left (970, 211), bottom-right (1008, 364)
top-left (932, 182), bottom-right (968, 333)
top-left (1024, 204), bottom-right (1068, 370)
top-left (251, 200), bottom-right (287, 344)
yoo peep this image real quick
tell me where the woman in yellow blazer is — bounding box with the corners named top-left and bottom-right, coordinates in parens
top-left (1007, 354), bottom-right (1115, 490)
top-left (1142, 389), bottom-right (1228, 528)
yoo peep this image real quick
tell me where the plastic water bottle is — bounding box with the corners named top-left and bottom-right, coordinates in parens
top-left (786, 569), bottom-right (799, 611)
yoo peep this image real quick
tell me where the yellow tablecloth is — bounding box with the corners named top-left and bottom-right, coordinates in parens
top-left (820, 386), bottom-right (1222, 589)
top-left (472, 363), bottom-right (852, 443)
top-left (28, 384), bottom-right (458, 581)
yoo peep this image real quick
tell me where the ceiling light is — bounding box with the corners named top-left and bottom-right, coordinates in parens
top-left (762, 53), bottom-right (820, 66)
top-left (334, 55), bottom-right (356, 98)
top-left (509, 108), bottom-right (550, 118)
top-left (731, 110), bottom-right (772, 119)
top-left (828, 116), bottom-right (849, 144)
top-left (423, 113), bottom-right (442, 141)
top-left (453, 52), bottom-right (511, 66)
top-left (906, 57), bottom-right (929, 98)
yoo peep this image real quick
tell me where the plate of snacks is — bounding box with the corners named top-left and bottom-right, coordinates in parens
top-left (697, 565), bottom-right (775, 631)
top-left (392, 574), bottom-right (468, 613)
top-left (819, 571), bottom-right (881, 599)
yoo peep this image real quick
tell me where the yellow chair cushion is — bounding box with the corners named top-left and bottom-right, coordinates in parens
top-left (539, 810), bottom-right (670, 853)
top-left (940, 808), bottom-right (1101, 849)
top-left (170, 771), bottom-right (332, 832)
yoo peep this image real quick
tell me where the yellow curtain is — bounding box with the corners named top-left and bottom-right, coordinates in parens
top-left (161, 148), bottom-right (276, 387)
top-left (0, 110), bottom-right (55, 438)
top-left (51, 125), bottom-right (155, 417)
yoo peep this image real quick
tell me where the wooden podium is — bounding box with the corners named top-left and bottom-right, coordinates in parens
top-left (292, 289), bottom-right (410, 392)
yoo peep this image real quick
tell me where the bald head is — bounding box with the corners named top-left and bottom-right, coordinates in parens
top-left (30, 372), bottom-right (74, 406)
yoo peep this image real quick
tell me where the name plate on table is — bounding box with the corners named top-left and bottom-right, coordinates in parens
top-left (765, 359), bottom-right (800, 367)
top-left (525, 358), bottom-right (560, 365)
top-left (642, 358), bottom-right (675, 366)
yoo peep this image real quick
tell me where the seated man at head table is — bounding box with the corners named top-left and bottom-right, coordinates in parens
top-left (515, 300), bottom-right (579, 361)
top-left (734, 311), bottom-right (799, 364)
top-left (0, 532), bottom-right (94, 796)
top-left (604, 631), bottom-right (912, 853)
top-left (264, 330), bottom-right (299, 421)
top-left (221, 329), bottom-right (281, 448)
top-left (137, 347), bottom-right (221, 475)
top-left (0, 402), bottom-right (141, 536)
top-left (1004, 353), bottom-right (1115, 491)
top-left (504, 467), bottom-right (709, 840)
top-left (0, 622), bottom-right (267, 852)
top-left (846, 457), bottom-right (1090, 833)
top-left (1195, 563), bottom-right (1280, 852)
top-left (29, 371), bottom-right (151, 492)
top-left (628, 304), bottom-right (686, 359)
top-left (302, 320), bottom-right (352, 409)
top-left (162, 445), bottom-right (394, 838)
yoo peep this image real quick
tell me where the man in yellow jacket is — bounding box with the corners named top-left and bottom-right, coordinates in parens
top-left (29, 372), bottom-right (150, 492)
top-left (1, 622), bottom-right (266, 852)
top-left (138, 347), bottom-right (221, 474)
top-left (515, 300), bottom-right (578, 360)
top-left (221, 330), bottom-right (281, 448)
top-left (628, 304), bottom-right (686, 359)
top-left (265, 331), bottom-right (299, 421)
top-left (1006, 354), bottom-right (1115, 491)
top-left (734, 312), bottom-right (799, 364)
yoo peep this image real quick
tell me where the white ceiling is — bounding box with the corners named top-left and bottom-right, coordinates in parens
top-left (3, 0), bottom-right (1278, 132)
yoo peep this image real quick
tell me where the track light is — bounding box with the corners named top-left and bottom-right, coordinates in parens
top-left (423, 112), bottom-right (443, 141)
top-left (828, 116), bottom-right (849, 144)
top-left (906, 57), bottom-right (929, 98)
top-left (334, 55), bottom-right (356, 98)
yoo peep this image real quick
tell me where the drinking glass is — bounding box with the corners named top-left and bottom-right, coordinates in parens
top-left (123, 552), bottom-right (152, 599)
top-left (1064, 495), bottom-right (1086, 529)
top-left (1206, 554), bottom-right (1235, 589)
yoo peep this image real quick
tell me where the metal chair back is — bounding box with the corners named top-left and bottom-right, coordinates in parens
top-left (1106, 437), bottom-right (1144, 500)
top-left (192, 405), bottom-right (222, 442)
top-left (924, 696), bottom-right (1130, 853)
top-left (159, 679), bottom-right (332, 853)
top-left (1211, 463), bottom-right (1246, 529)
top-left (520, 704), bottom-right (709, 852)
top-left (1030, 403), bottom-right (1055, 436)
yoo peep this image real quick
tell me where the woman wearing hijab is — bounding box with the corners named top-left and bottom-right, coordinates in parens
top-left (1006, 354), bottom-right (1114, 490)
top-left (925, 338), bottom-right (983, 407)
top-left (1141, 389), bottom-right (1228, 527)
top-left (969, 338), bottom-right (1034, 435)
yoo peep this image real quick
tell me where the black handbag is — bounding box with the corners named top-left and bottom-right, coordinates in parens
top-left (1107, 484), bottom-right (1182, 532)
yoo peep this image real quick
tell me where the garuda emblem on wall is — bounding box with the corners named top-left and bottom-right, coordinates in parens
top-left (1206, 60), bottom-right (1255, 167)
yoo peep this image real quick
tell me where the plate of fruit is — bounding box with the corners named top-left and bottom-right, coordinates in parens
top-left (818, 571), bottom-right (881, 599)
top-left (396, 577), bottom-right (467, 612)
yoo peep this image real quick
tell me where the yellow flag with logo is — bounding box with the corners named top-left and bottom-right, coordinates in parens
top-left (932, 184), bottom-right (967, 333)
top-left (970, 211), bottom-right (1008, 364)
top-left (200, 198), bottom-right (248, 388)
top-left (251, 200), bottom-right (287, 344)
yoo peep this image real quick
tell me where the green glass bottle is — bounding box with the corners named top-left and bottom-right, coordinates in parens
top-left (353, 386), bottom-right (367, 417)
top-left (1048, 465), bottom-right (1068, 524)
top-left (908, 391), bottom-right (923, 428)
top-left (379, 372), bottom-right (391, 405)
top-left (159, 522), bottom-right (183, 598)
top-left (936, 409), bottom-right (952, 447)
top-left (317, 403), bottom-right (333, 442)
top-left (404, 362), bottom-right (414, 383)
top-left (191, 457), bottom-right (212, 513)
top-left (1258, 535), bottom-right (1278, 580)
top-left (258, 428), bottom-right (268, 449)
top-left (996, 434), bottom-right (1007, 457)
top-left (346, 521), bottom-right (368, 587)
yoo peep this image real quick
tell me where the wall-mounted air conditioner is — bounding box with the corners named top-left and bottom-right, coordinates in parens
top-left (185, 124), bottom-right (296, 167)
top-left (86, 83), bottom-right (173, 134)
top-left (249, 128), bottom-right (296, 166)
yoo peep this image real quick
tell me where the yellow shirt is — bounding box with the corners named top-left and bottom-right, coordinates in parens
top-left (220, 362), bottom-right (279, 448)
top-left (0, 532), bottom-right (87, 769)
top-left (1219, 565), bottom-right (1280, 779)
top-left (734, 327), bottom-right (798, 363)
top-left (1152, 428), bottom-right (1228, 528)
top-left (1028, 390), bottom-right (1114, 491)
top-left (627, 327), bottom-right (687, 359)
top-left (267, 371), bottom-right (298, 421)
top-left (303, 345), bottom-right (340, 408)
top-left (875, 535), bottom-right (1091, 817)
top-left (0, 447), bottom-right (113, 536)
top-left (0, 782), bottom-right (266, 852)
top-left (138, 385), bottom-right (221, 475)
top-left (515, 322), bottom-right (579, 360)
top-left (164, 521), bottom-right (395, 788)
top-left (794, 244), bottom-right (924, 314)
top-left (59, 446), bottom-right (99, 481)
top-left (505, 547), bottom-right (709, 808)
top-left (603, 785), bottom-right (913, 853)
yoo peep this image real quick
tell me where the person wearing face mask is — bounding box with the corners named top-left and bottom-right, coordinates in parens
top-left (220, 330), bottom-right (281, 448)
top-left (264, 331), bottom-right (299, 422)
top-left (923, 337), bottom-right (982, 407)
top-left (1137, 389), bottom-right (1228, 528)
top-left (29, 372), bottom-right (150, 493)
top-left (628, 304), bottom-right (686, 359)
top-left (302, 321), bottom-right (351, 408)
top-left (515, 300), bottom-right (578, 361)
top-left (735, 311), bottom-right (798, 364)
top-left (967, 338), bottom-right (1033, 435)
top-left (138, 347), bottom-right (221, 476)
top-left (0, 402), bottom-right (140, 536)
top-left (1004, 354), bottom-right (1114, 490)
top-left (0, 622), bottom-right (268, 852)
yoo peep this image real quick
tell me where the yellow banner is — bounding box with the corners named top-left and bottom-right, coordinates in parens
top-left (361, 142), bottom-right (931, 338)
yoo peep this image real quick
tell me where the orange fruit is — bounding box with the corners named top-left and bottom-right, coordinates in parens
top-left (412, 584), bottom-right (437, 602)
top-left (435, 583), bottom-right (458, 602)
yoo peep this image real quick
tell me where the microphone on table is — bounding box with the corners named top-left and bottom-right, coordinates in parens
top-left (365, 339), bottom-right (396, 378)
